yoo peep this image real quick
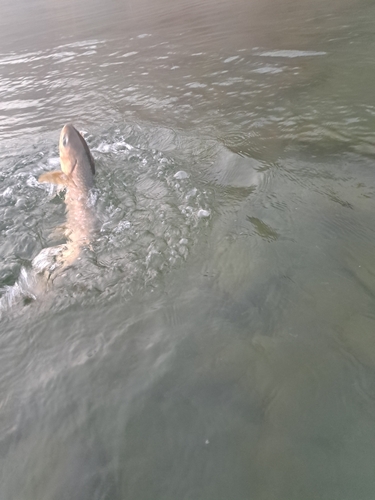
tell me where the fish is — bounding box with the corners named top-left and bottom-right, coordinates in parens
top-left (0, 125), bottom-right (97, 314)
top-left (38, 124), bottom-right (97, 271)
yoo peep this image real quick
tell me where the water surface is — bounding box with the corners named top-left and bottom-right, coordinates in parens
top-left (1, 0), bottom-right (375, 499)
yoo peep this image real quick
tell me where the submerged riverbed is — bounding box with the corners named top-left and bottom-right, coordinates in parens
top-left (1, 0), bottom-right (375, 498)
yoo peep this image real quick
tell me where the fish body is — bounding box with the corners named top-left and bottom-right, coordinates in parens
top-left (38, 124), bottom-right (96, 269)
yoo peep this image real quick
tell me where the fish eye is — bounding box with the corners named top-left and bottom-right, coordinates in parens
top-left (62, 135), bottom-right (68, 147)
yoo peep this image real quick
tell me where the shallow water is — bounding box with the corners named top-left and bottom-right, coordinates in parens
top-left (1, 0), bottom-right (375, 498)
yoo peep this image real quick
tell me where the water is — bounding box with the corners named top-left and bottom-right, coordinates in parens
top-left (1, 0), bottom-right (375, 498)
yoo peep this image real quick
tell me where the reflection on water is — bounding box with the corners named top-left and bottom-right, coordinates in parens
top-left (1, 0), bottom-right (375, 498)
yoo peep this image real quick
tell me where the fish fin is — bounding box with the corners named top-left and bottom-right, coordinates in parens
top-left (38, 171), bottom-right (68, 185)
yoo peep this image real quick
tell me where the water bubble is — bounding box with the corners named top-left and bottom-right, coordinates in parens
top-left (2, 187), bottom-right (13, 198)
top-left (26, 176), bottom-right (40, 188)
top-left (173, 171), bottom-right (189, 180)
top-left (197, 209), bottom-right (210, 218)
top-left (186, 188), bottom-right (197, 199)
top-left (115, 221), bottom-right (131, 233)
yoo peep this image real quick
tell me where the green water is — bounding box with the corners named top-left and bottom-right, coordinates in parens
top-left (1, 0), bottom-right (375, 498)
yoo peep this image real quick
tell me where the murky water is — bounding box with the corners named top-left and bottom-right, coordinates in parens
top-left (1, 0), bottom-right (375, 498)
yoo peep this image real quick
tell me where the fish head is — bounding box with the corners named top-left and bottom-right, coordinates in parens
top-left (59, 124), bottom-right (95, 183)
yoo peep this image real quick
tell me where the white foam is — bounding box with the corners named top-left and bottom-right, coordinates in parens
top-left (32, 245), bottom-right (67, 274)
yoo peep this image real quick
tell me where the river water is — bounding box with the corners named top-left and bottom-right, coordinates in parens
top-left (1, 0), bottom-right (375, 498)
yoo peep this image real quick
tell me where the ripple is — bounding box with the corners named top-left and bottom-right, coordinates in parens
top-left (252, 66), bottom-right (283, 75)
top-left (256, 50), bottom-right (327, 58)
top-left (223, 56), bottom-right (240, 63)
top-left (0, 123), bottom-right (217, 315)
